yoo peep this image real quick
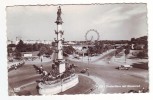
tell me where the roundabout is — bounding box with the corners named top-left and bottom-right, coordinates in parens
top-left (8, 5), bottom-right (148, 96)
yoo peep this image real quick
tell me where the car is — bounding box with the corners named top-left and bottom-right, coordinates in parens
top-left (74, 56), bottom-right (80, 59)
top-left (118, 64), bottom-right (132, 70)
top-left (80, 68), bottom-right (89, 73)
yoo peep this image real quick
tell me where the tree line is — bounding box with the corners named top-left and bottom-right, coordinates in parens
top-left (8, 40), bottom-right (53, 58)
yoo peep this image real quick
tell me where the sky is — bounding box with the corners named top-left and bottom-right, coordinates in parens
top-left (6, 4), bottom-right (148, 41)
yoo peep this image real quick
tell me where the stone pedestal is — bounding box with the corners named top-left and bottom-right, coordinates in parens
top-left (38, 74), bottom-right (79, 95)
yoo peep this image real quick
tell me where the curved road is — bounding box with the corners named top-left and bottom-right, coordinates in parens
top-left (8, 50), bottom-right (149, 95)
top-left (67, 49), bottom-right (149, 93)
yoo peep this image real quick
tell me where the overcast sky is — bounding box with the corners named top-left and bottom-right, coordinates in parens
top-left (6, 4), bottom-right (147, 41)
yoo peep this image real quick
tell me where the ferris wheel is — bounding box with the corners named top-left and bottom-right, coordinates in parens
top-left (85, 29), bottom-right (100, 42)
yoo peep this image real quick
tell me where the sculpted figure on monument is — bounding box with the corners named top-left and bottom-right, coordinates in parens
top-left (57, 6), bottom-right (62, 20)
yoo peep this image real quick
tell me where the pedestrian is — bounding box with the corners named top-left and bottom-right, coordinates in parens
top-left (86, 68), bottom-right (89, 76)
top-left (40, 55), bottom-right (43, 62)
top-left (87, 70), bottom-right (89, 76)
top-left (41, 58), bottom-right (42, 62)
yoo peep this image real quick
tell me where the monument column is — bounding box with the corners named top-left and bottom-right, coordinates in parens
top-left (55, 6), bottom-right (65, 73)
top-left (37, 6), bottom-right (79, 95)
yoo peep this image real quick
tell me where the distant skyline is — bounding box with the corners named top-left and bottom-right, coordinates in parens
top-left (7, 4), bottom-right (148, 41)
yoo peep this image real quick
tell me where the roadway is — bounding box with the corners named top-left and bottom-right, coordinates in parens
top-left (67, 49), bottom-right (148, 93)
top-left (67, 60), bottom-right (148, 93)
top-left (8, 50), bottom-right (149, 95)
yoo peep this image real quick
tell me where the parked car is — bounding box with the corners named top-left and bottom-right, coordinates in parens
top-left (8, 60), bottom-right (25, 71)
top-left (118, 65), bottom-right (132, 70)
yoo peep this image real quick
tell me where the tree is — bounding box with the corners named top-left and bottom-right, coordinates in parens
top-left (16, 40), bottom-right (26, 52)
top-left (131, 38), bottom-right (136, 44)
top-left (94, 41), bottom-right (104, 54)
top-left (46, 48), bottom-right (53, 56)
top-left (25, 44), bottom-right (33, 52)
top-left (8, 44), bottom-right (16, 47)
top-left (137, 51), bottom-right (145, 59)
top-left (14, 50), bottom-right (22, 59)
top-left (88, 46), bottom-right (95, 55)
top-left (7, 48), bottom-right (12, 56)
top-left (39, 46), bottom-right (48, 56)
top-left (114, 46), bottom-right (124, 57)
top-left (125, 49), bottom-right (130, 55)
top-left (63, 46), bottom-right (75, 55)
top-left (33, 43), bottom-right (39, 51)
top-left (39, 46), bottom-right (53, 56)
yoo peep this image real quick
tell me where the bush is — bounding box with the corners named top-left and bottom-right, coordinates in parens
top-left (137, 52), bottom-right (145, 59)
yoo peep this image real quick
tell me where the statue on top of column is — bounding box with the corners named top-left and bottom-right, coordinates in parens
top-left (57, 6), bottom-right (62, 21)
